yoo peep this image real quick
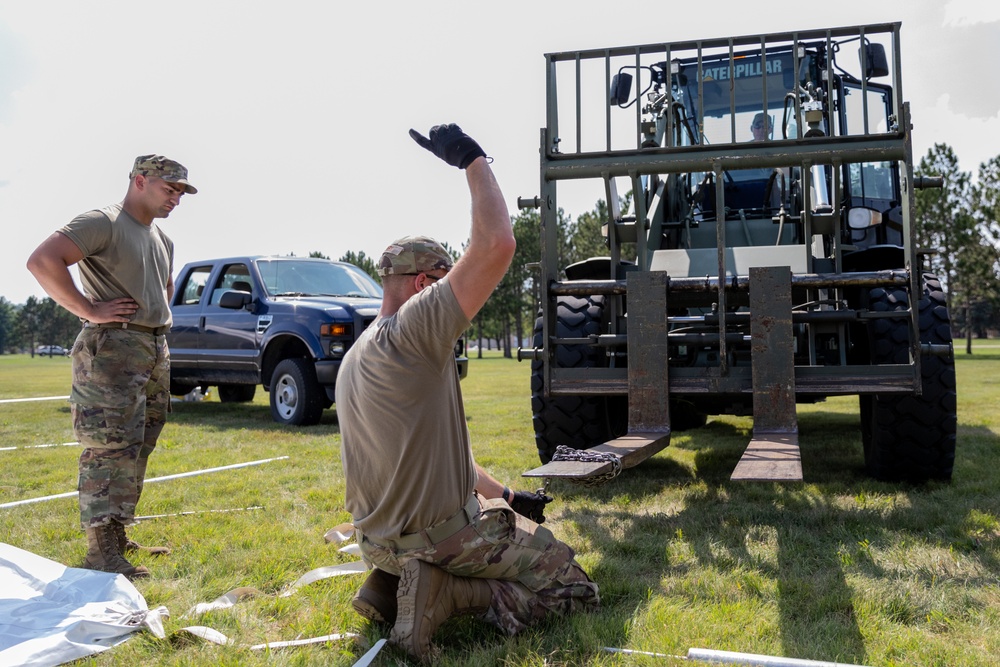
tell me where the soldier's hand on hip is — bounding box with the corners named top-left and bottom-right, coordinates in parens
top-left (88, 297), bottom-right (139, 323)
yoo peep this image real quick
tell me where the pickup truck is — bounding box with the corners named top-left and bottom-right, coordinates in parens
top-left (168, 255), bottom-right (468, 426)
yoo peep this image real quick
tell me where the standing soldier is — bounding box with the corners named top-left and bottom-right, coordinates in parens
top-left (27, 155), bottom-right (197, 579)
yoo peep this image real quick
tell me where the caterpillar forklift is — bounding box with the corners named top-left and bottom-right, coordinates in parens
top-left (518, 23), bottom-right (955, 484)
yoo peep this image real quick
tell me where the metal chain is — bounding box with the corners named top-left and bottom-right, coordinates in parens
top-left (551, 445), bottom-right (622, 486)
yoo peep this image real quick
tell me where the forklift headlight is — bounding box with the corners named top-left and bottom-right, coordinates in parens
top-left (847, 208), bottom-right (883, 230)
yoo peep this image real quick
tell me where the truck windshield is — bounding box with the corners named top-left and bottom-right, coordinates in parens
top-left (256, 260), bottom-right (383, 298)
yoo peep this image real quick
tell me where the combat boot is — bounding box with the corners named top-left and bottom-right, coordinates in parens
top-left (82, 523), bottom-right (150, 580)
top-left (112, 520), bottom-right (171, 556)
top-left (352, 568), bottom-right (400, 624)
top-left (390, 559), bottom-right (492, 662)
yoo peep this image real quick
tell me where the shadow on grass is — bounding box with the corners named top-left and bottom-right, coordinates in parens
top-left (162, 367), bottom-right (998, 663)
top-left (556, 411), bottom-right (1000, 664)
top-left (168, 400), bottom-right (341, 433)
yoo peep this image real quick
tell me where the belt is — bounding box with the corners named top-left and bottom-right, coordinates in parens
top-left (84, 322), bottom-right (170, 336)
top-left (364, 495), bottom-right (480, 550)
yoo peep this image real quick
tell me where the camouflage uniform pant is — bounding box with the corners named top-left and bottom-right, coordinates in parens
top-left (70, 327), bottom-right (170, 530)
top-left (360, 494), bottom-right (600, 635)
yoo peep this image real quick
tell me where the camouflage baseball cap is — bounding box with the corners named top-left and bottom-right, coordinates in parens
top-left (377, 235), bottom-right (454, 277)
top-left (130, 154), bottom-right (198, 194)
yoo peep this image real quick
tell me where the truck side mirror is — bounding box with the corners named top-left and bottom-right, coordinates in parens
top-left (860, 43), bottom-right (889, 79)
top-left (609, 72), bottom-right (633, 106)
top-left (219, 290), bottom-right (253, 310)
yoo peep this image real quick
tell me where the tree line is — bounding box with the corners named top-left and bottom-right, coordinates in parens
top-left (3, 143), bottom-right (998, 356)
top-left (915, 145), bottom-right (1000, 353)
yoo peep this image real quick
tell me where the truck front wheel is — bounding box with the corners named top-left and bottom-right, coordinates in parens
top-left (270, 358), bottom-right (325, 426)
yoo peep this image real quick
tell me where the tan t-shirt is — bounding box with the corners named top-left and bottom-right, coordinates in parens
top-left (58, 204), bottom-right (174, 328)
top-left (336, 279), bottom-right (475, 540)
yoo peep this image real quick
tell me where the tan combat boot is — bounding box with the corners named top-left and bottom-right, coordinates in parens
top-left (390, 559), bottom-right (492, 662)
top-left (82, 523), bottom-right (150, 580)
top-left (112, 520), bottom-right (171, 556)
top-left (352, 568), bottom-right (400, 624)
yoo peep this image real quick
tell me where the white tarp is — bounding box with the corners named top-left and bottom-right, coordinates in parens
top-left (0, 542), bottom-right (167, 667)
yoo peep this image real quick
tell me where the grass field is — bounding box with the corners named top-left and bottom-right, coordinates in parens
top-left (1, 345), bottom-right (999, 666)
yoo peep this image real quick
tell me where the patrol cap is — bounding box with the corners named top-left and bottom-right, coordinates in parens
top-left (130, 154), bottom-right (198, 194)
top-left (377, 235), bottom-right (453, 277)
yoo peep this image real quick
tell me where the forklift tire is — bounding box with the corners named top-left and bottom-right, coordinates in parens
top-left (862, 273), bottom-right (956, 482)
top-left (530, 295), bottom-right (627, 464)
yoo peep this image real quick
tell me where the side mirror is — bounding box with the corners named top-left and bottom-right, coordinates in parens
top-left (219, 290), bottom-right (253, 310)
top-left (609, 72), bottom-right (633, 106)
top-left (860, 43), bottom-right (889, 79)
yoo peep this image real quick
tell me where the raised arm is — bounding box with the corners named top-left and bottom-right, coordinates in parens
top-left (409, 124), bottom-right (515, 321)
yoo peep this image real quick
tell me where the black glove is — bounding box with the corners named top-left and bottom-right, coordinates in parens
top-left (507, 488), bottom-right (553, 524)
top-left (408, 123), bottom-right (486, 169)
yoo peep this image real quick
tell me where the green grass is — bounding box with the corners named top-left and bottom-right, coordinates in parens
top-left (2, 345), bottom-right (1000, 666)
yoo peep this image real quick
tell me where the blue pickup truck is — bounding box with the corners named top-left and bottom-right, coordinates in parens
top-left (168, 255), bottom-right (468, 426)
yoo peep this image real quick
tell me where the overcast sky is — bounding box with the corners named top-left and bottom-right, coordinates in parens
top-left (2, 0), bottom-right (998, 304)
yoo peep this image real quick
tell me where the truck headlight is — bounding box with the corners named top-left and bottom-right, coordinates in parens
top-left (330, 341), bottom-right (346, 356)
top-left (321, 323), bottom-right (352, 337)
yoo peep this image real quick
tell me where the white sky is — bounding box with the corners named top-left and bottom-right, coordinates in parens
top-left (1, 0), bottom-right (998, 304)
